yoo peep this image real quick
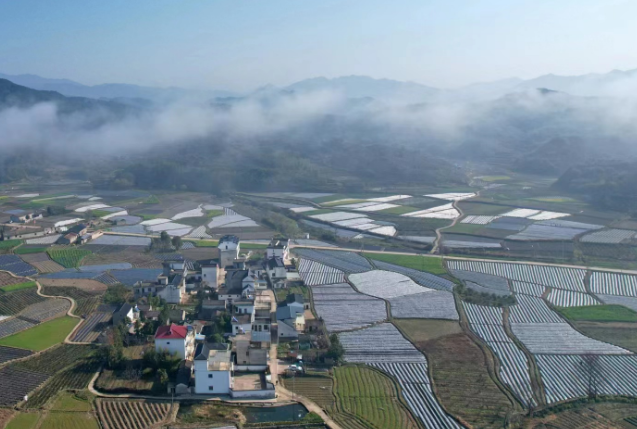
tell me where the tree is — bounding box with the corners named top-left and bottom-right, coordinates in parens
top-left (211, 333), bottom-right (225, 344)
top-left (160, 231), bottom-right (171, 247)
top-left (157, 368), bottom-right (169, 385)
top-left (325, 333), bottom-right (344, 362)
top-left (171, 236), bottom-right (183, 250)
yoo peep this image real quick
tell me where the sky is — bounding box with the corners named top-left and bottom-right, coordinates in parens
top-left (0, 0), bottom-right (635, 92)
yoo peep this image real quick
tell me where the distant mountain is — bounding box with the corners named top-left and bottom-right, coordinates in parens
top-left (514, 69), bottom-right (637, 97)
top-left (0, 72), bottom-right (237, 102)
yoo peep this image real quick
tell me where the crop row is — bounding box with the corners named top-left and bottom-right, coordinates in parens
top-left (97, 399), bottom-right (171, 429)
top-left (0, 289), bottom-right (46, 315)
top-left (0, 255), bottom-right (37, 277)
top-left (510, 281), bottom-right (545, 297)
top-left (463, 302), bottom-right (536, 407)
top-left (15, 344), bottom-right (95, 374)
top-left (580, 228), bottom-right (636, 244)
top-left (74, 296), bottom-right (103, 317)
top-left (72, 311), bottom-right (111, 342)
top-left (373, 363), bottom-right (461, 429)
top-left (187, 225), bottom-right (212, 239)
top-left (447, 260), bottom-right (585, 291)
top-left (46, 249), bottom-right (92, 268)
top-left (0, 318), bottom-right (36, 339)
top-left (298, 259), bottom-right (345, 286)
top-left (339, 323), bottom-right (426, 364)
top-left (450, 269), bottom-right (510, 295)
top-left (349, 270), bottom-right (431, 299)
top-left (536, 354), bottom-right (637, 404)
top-left (461, 215), bottom-right (499, 225)
top-left (0, 367), bottom-right (49, 406)
top-left (41, 286), bottom-right (96, 301)
top-left (389, 291), bottom-right (459, 320)
top-left (509, 295), bottom-right (565, 324)
top-left (293, 248), bottom-right (372, 273)
top-left (371, 259), bottom-right (455, 291)
top-left (0, 345), bottom-right (32, 364)
top-left (0, 272), bottom-right (30, 287)
top-left (597, 294), bottom-right (637, 312)
top-left (590, 272), bottom-right (637, 297)
top-left (20, 298), bottom-right (70, 322)
top-left (546, 289), bottom-right (600, 308)
top-left (311, 283), bottom-right (386, 332)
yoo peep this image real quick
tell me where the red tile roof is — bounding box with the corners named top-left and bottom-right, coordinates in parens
top-left (155, 324), bottom-right (189, 340)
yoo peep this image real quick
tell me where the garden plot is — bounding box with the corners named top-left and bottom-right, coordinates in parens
top-left (451, 270), bottom-right (510, 295)
top-left (298, 259), bottom-right (345, 286)
top-left (0, 255), bottom-right (37, 276)
top-left (110, 269), bottom-right (162, 286)
top-left (581, 228), bottom-right (636, 244)
top-left (590, 272), bottom-right (637, 297)
top-left (25, 234), bottom-right (61, 245)
top-left (402, 203), bottom-right (460, 219)
top-left (536, 354), bottom-right (637, 403)
top-left (510, 281), bottom-right (545, 297)
top-left (339, 323), bottom-right (426, 363)
top-left (461, 215), bottom-right (499, 225)
top-left (507, 220), bottom-right (602, 241)
top-left (597, 294), bottom-right (637, 312)
top-left (509, 295), bottom-right (564, 324)
top-left (310, 211), bottom-right (366, 222)
top-left (425, 192), bottom-right (475, 201)
top-left (371, 259), bottom-right (454, 291)
top-left (372, 362), bottom-right (462, 429)
top-left (187, 226), bottom-right (211, 239)
top-left (310, 283), bottom-right (386, 331)
top-left (389, 292), bottom-right (458, 320)
top-left (547, 289), bottom-right (600, 307)
top-left (293, 248), bottom-right (371, 273)
top-left (447, 260), bottom-right (586, 291)
top-left (91, 235), bottom-right (151, 246)
top-left (349, 270), bottom-right (433, 299)
top-left (20, 299), bottom-right (70, 322)
top-left (510, 323), bottom-right (630, 354)
top-left (463, 302), bottom-right (536, 407)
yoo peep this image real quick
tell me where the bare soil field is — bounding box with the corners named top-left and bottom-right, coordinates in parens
top-left (38, 278), bottom-right (108, 293)
top-left (181, 247), bottom-right (219, 260)
top-left (0, 272), bottom-right (30, 287)
top-left (80, 250), bottom-right (161, 268)
top-left (19, 253), bottom-right (64, 273)
top-left (394, 319), bottom-right (462, 342)
top-left (572, 321), bottom-right (637, 353)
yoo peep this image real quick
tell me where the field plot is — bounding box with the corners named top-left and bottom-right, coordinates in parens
top-left (461, 215), bottom-right (500, 225)
top-left (511, 323), bottom-right (629, 354)
top-left (0, 288), bottom-right (46, 315)
top-left (80, 250), bottom-right (161, 269)
top-left (401, 203), bottom-right (460, 219)
top-left (447, 260), bottom-right (586, 291)
top-left (38, 278), bottom-right (108, 293)
top-left (500, 208), bottom-right (541, 218)
top-left (73, 296), bottom-right (102, 316)
top-left (0, 318), bottom-right (37, 339)
top-left (333, 366), bottom-right (420, 429)
top-left (370, 259), bottom-right (454, 291)
top-left (442, 237), bottom-right (502, 249)
top-left (425, 192), bottom-right (475, 201)
top-left (463, 302), bottom-right (535, 407)
top-left (96, 399), bottom-right (172, 429)
top-left (18, 253), bottom-right (64, 273)
top-left (16, 344), bottom-right (94, 374)
top-left (301, 220), bottom-right (360, 238)
top-left (354, 203), bottom-right (400, 212)
top-left (450, 270), bottom-right (510, 296)
top-left (207, 211), bottom-right (258, 229)
top-left (509, 295), bottom-right (564, 324)
top-left (46, 249), bottom-right (91, 268)
top-left (298, 259), bottom-right (345, 286)
top-left (311, 283), bottom-right (386, 331)
top-left (590, 272), bottom-right (637, 297)
top-left (110, 268), bottom-right (162, 286)
top-left (293, 248), bottom-right (371, 273)
top-left (0, 272), bottom-right (30, 288)
top-left (0, 255), bottom-right (37, 276)
top-left (20, 299), bottom-right (70, 322)
top-left (0, 345), bottom-right (32, 364)
top-left (536, 354), bottom-right (637, 403)
top-left (91, 235), bottom-right (151, 246)
top-left (187, 226), bottom-right (212, 239)
top-left (349, 270), bottom-right (433, 299)
top-left (72, 311), bottom-right (111, 342)
top-left (110, 225), bottom-right (146, 234)
top-left (292, 238), bottom-right (336, 247)
top-left (39, 413), bottom-right (99, 429)
top-left (510, 281), bottom-right (545, 297)
top-left (0, 316), bottom-right (78, 351)
top-left (25, 234), bottom-right (62, 245)
top-left (281, 374), bottom-right (335, 412)
top-left (389, 292), bottom-right (458, 320)
top-left (547, 289), bottom-right (600, 307)
top-left (485, 217), bottom-right (532, 232)
top-left (597, 295), bottom-right (637, 312)
top-left (581, 228), bottom-right (636, 244)
top-left (78, 263), bottom-right (132, 272)
top-left (0, 367), bottom-right (49, 406)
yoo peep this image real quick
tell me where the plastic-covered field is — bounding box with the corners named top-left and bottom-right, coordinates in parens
top-left (546, 289), bottom-right (600, 307)
top-left (509, 295), bottom-right (564, 324)
top-left (187, 226), bottom-right (212, 239)
top-left (354, 203), bottom-right (400, 212)
top-left (367, 194), bottom-right (412, 203)
top-left (507, 221), bottom-right (602, 241)
top-left (300, 220), bottom-right (359, 238)
top-left (389, 291), bottom-right (458, 320)
top-left (311, 283), bottom-right (386, 332)
top-left (371, 260), bottom-right (454, 291)
top-left (293, 248), bottom-right (371, 273)
top-left (172, 206), bottom-right (204, 220)
top-left (146, 222), bottom-right (192, 232)
top-left (511, 323), bottom-right (629, 355)
top-left (510, 281), bottom-right (545, 297)
top-left (401, 203), bottom-right (460, 219)
top-left (110, 269), bottom-right (163, 286)
top-left (597, 294), bottom-right (637, 312)
top-left (461, 215), bottom-right (499, 225)
top-left (78, 263), bottom-right (133, 272)
top-left (309, 211), bottom-right (366, 222)
top-left (110, 225), bottom-right (146, 234)
top-left (0, 255), bottom-right (37, 276)
top-left (20, 299), bottom-right (70, 322)
top-left (91, 235), bottom-right (151, 246)
top-left (349, 270), bottom-right (433, 299)
top-left (298, 259), bottom-right (345, 286)
top-left (291, 239), bottom-right (336, 247)
top-left (443, 239), bottom-right (501, 249)
top-left (590, 272), bottom-right (637, 297)
top-left (425, 193), bottom-right (475, 201)
top-left (25, 234), bottom-right (62, 245)
top-left (450, 270), bottom-right (510, 295)
top-left (580, 228), bottom-right (636, 244)
top-left (289, 206), bottom-right (316, 213)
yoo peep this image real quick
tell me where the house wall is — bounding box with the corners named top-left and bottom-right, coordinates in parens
top-left (193, 364), bottom-right (232, 394)
top-left (218, 293), bottom-right (241, 302)
top-left (158, 285), bottom-right (184, 304)
top-left (201, 266), bottom-right (218, 288)
top-left (233, 322), bottom-right (252, 335)
top-left (277, 321), bottom-right (299, 340)
top-left (155, 338), bottom-right (186, 360)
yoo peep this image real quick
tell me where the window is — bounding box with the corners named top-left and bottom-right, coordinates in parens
top-left (208, 374), bottom-right (213, 379)
top-left (264, 325), bottom-right (269, 331)
top-left (209, 386), bottom-right (214, 391)
top-left (166, 342), bottom-right (170, 345)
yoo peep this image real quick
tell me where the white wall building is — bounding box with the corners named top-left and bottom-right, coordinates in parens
top-left (193, 344), bottom-right (234, 394)
top-left (154, 324), bottom-right (195, 360)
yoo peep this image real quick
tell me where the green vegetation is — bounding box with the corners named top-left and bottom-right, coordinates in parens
top-left (193, 240), bottom-right (219, 247)
top-left (333, 365), bottom-right (420, 429)
top-left (91, 209), bottom-right (111, 218)
top-left (275, 285), bottom-right (309, 303)
top-left (241, 242), bottom-right (268, 250)
top-left (301, 208), bottom-right (333, 216)
top-left (557, 305), bottom-right (637, 323)
top-left (206, 209), bottom-right (223, 217)
top-left (377, 205), bottom-right (420, 215)
top-left (573, 322), bottom-right (637, 353)
top-left (0, 316), bottom-right (78, 351)
top-left (14, 247), bottom-right (47, 254)
top-left (530, 196), bottom-right (576, 203)
top-left (144, 194), bottom-right (160, 204)
top-left (455, 283), bottom-right (516, 307)
top-left (6, 413), bottom-right (40, 429)
top-left (322, 198), bottom-right (366, 207)
top-left (47, 248), bottom-right (92, 268)
top-left (363, 252), bottom-right (446, 275)
top-left (0, 239), bottom-right (21, 249)
top-left (138, 213), bottom-right (158, 221)
top-left (459, 202), bottom-right (509, 216)
top-left (479, 175), bottom-right (510, 182)
top-left (39, 412), bottom-right (99, 429)
top-left (1, 281), bottom-right (36, 292)
top-left (0, 196), bottom-right (9, 202)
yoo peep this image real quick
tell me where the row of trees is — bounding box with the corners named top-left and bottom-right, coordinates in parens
top-left (455, 283), bottom-right (517, 307)
top-left (150, 231), bottom-right (183, 251)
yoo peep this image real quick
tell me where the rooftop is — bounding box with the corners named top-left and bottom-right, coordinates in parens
top-left (155, 324), bottom-right (189, 340)
top-left (219, 235), bottom-right (240, 244)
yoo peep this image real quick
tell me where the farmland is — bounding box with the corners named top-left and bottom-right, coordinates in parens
top-left (557, 304), bottom-right (637, 322)
top-left (1, 281), bottom-right (36, 292)
top-left (370, 259), bottom-right (454, 291)
top-left (311, 283), bottom-right (386, 332)
top-left (298, 259), bottom-right (345, 286)
top-left (0, 316), bottom-right (78, 351)
top-left (349, 270), bottom-right (432, 299)
top-left (293, 248), bottom-right (372, 273)
top-left (46, 249), bottom-right (92, 268)
top-left (389, 291), bottom-right (458, 320)
top-left (96, 399), bottom-right (172, 429)
top-left (19, 252), bottom-right (64, 273)
top-left (364, 253), bottom-right (446, 275)
top-left (5, 413), bottom-right (40, 429)
top-left (571, 321), bottom-right (637, 352)
top-left (0, 271), bottom-right (30, 287)
top-left (39, 412), bottom-right (99, 429)
top-left (0, 288), bottom-right (46, 315)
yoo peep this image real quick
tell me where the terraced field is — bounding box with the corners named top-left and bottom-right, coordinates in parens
top-left (0, 288), bottom-right (46, 315)
top-left (46, 249), bottom-right (92, 268)
top-left (72, 311), bottom-right (111, 342)
top-left (18, 253), bottom-right (64, 273)
top-left (96, 399), bottom-right (172, 429)
top-left (0, 272), bottom-right (31, 287)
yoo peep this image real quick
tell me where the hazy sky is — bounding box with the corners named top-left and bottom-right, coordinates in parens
top-left (0, 0), bottom-right (635, 91)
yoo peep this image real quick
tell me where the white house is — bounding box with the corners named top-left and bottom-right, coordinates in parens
top-left (201, 262), bottom-right (219, 289)
top-left (155, 324), bottom-right (195, 360)
top-left (218, 235), bottom-right (240, 268)
top-left (193, 343), bottom-right (234, 394)
top-left (231, 314), bottom-right (254, 335)
top-left (265, 258), bottom-right (287, 287)
top-left (266, 239), bottom-right (289, 260)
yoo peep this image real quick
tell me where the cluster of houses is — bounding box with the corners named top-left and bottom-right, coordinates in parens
top-left (107, 235), bottom-right (310, 398)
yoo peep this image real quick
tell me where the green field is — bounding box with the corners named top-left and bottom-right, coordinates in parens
top-left (0, 240), bottom-right (22, 250)
top-left (363, 252), bottom-right (446, 275)
top-left (193, 240), bottom-right (219, 247)
top-left (52, 392), bottom-right (92, 411)
top-left (0, 316), bottom-right (78, 351)
top-left (39, 413), bottom-right (99, 429)
top-left (91, 209), bottom-right (111, 218)
top-left (46, 249), bottom-right (92, 268)
top-left (557, 305), bottom-right (637, 323)
top-left (14, 247), bottom-right (48, 255)
top-left (1, 281), bottom-right (36, 292)
top-left (334, 366), bottom-right (419, 429)
top-left (241, 243), bottom-right (268, 249)
top-left (479, 175), bottom-right (510, 182)
top-left (275, 285), bottom-right (309, 303)
top-left (6, 413), bottom-right (40, 429)
top-left (144, 195), bottom-right (160, 204)
top-left (377, 206), bottom-right (420, 215)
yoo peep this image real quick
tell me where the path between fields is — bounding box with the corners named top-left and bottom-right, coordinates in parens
top-left (430, 191), bottom-right (478, 255)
